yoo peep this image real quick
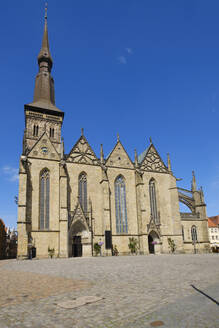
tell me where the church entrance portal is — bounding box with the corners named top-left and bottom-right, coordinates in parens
top-left (148, 231), bottom-right (160, 254)
top-left (72, 236), bottom-right (82, 257)
top-left (69, 217), bottom-right (92, 257)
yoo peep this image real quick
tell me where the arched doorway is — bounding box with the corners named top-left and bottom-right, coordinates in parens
top-left (70, 220), bottom-right (86, 257)
top-left (69, 219), bottom-right (92, 258)
top-left (148, 231), bottom-right (160, 254)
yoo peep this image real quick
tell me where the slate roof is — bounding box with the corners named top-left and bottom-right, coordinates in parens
top-left (138, 146), bottom-right (150, 164)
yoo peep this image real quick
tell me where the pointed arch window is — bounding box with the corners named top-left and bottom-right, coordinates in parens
top-left (50, 128), bottom-right (54, 138)
top-left (33, 125), bottom-right (39, 137)
top-left (191, 225), bottom-right (197, 242)
top-left (115, 175), bottom-right (128, 233)
top-left (149, 179), bottom-right (159, 224)
top-left (39, 169), bottom-right (50, 230)
top-left (79, 173), bottom-right (87, 213)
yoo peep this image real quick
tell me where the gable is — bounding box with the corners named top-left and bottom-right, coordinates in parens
top-left (28, 132), bottom-right (60, 160)
top-left (140, 144), bottom-right (168, 173)
top-left (67, 135), bottom-right (99, 165)
top-left (106, 141), bottom-right (134, 169)
top-left (69, 202), bottom-right (89, 231)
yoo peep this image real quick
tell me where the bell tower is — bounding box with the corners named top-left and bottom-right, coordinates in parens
top-left (17, 4), bottom-right (65, 259)
top-left (23, 4), bottom-right (64, 155)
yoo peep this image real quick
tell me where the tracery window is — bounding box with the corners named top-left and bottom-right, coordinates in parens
top-left (191, 225), bottom-right (198, 242)
top-left (33, 125), bottom-right (39, 137)
top-left (79, 173), bottom-right (87, 213)
top-left (39, 169), bottom-right (50, 230)
top-left (149, 179), bottom-right (159, 224)
top-left (115, 175), bottom-right (128, 233)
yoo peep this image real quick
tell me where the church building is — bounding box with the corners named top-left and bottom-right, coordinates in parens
top-left (17, 10), bottom-right (209, 259)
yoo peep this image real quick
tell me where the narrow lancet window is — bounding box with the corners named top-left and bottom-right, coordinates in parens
top-left (39, 169), bottom-right (50, 230)
top-left (149, 179), bottom-right (159, 224)
top-left (79, 173), bottom-right (87, 214)
top-left (33, 125), bottom-right (39, 137)
top-left (50, 128), bottom-right (54, 138)
top-left (115, 175), bottom-right (128, 233)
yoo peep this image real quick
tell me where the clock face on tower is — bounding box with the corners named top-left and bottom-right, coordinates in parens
top-left (41, 146), bottom-right (48, 154)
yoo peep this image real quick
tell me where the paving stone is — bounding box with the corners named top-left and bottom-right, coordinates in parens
top-left (0, 254), bottom-right (218, 327)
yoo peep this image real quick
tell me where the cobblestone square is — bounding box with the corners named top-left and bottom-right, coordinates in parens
top-left (0, 254), bottom-right (218, 328)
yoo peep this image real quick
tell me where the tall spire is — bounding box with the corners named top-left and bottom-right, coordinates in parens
top-left (28, 3), bottom-right (63, 114)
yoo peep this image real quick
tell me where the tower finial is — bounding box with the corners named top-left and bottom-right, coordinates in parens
top-left (134, 149), bottom-right (138, 168)
top-left (100, 144), bottom-right (104, 164)
top-left (81, 128), bottom-right (84, 136)
top-left (45, 2), bottom-right (48, 20)
top-left (192, 170), bottom-right (197, 192)
top-left (167, 153), bottom-right (172, 172)
top-left (149, 137), bottom-right (152, 144)
top-left (117, 133), bottom-right (120, 142)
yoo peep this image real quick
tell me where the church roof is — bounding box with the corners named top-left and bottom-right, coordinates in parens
top-left (208, 216), bottom-right (219, 228)
top-left (138, 146), bottom-right (150, 164)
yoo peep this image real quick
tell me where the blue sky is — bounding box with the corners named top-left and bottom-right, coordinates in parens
top-left (1, 0), bottom-right (219, 228)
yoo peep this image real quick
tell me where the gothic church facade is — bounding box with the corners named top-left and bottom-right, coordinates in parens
top-left (17, 13), bottom-right (209, 259)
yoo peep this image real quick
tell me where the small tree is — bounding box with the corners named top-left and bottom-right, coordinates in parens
top-left (128, 237), bottom-right (138, 255)
top-left (48, 247), bottom-right (55, 258)
top-left (94, 242), bottom-right (101, 256)
top-left (168, 238), bottom-right (176, 253)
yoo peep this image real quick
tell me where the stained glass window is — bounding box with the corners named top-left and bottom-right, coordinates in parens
top-left (191, 225), bottom-right (197, 242)
top-left (149, 179), bottom-right (159, 224)
top-left (39, 169), bottom-right (50, 230)
top-left (79, 173), bottom-right (87, 213)
top-left (115, 175), bottom-right (128, 233)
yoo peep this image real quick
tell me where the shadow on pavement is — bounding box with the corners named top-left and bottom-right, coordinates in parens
top-left (191, 284), bottom-right (219, 306)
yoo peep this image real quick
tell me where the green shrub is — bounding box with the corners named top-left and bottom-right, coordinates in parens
top-left (128, 237), bottom-right (138, 254)
top-left (94, 242), bottom-right (101, 256)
